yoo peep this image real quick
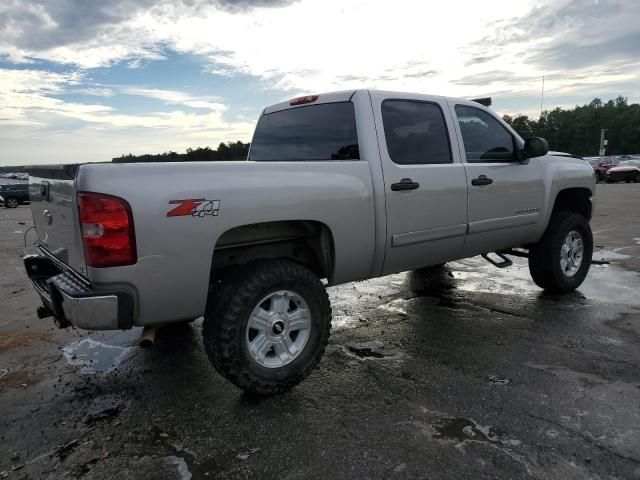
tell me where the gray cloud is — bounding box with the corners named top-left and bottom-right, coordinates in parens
top-left (0, 0), bottom-right (294, 53)
top-left (453, 70), bottom-right (528, 86)
top-left (528, 31), bottom-right (640, 69)
top-left (473, 0), bottom-right (640, 71)
top-left (403, 70), bottom-right (438, 78)
top-left (480, 0), bottom-right (630, 46)
top-left (464, 55), bottom-right (498, 67)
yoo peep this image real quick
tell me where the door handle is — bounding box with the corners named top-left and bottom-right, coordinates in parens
top-left (471, 175), bottom-right (493, 186)
top-left (391, 178), bottom-right (420, 191)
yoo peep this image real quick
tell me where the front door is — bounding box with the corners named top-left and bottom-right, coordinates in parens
top-left (449, 102), bottom-right (545, 257)
top-left (370, 92), bottom-right (468, 275)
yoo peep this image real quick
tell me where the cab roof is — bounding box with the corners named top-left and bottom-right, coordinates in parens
top-left (262, 89), bottom-right (481, 115)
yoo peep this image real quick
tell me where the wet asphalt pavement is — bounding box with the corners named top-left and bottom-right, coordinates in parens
top-left (1, 183), bottom-right (639, 479)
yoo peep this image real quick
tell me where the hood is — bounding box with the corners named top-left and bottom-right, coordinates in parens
top-left (608, 166), bottom-right (640, 173)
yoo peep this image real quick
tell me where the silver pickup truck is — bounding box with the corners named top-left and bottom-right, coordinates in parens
top-left (24, 90), bottom-right (596, 394)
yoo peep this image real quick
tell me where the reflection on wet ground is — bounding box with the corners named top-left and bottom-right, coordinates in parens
top-left (62, 338), bottom-right (139, 374)
top-left (433, 416), bottom-right (521, 447)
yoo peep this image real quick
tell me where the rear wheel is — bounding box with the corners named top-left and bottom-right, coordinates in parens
top-left (203, 259), bottom-right (331, 395)
top-left (528, 212), bottom-right (593, 292)
top-left (4, 197), bottom-right (19, 208)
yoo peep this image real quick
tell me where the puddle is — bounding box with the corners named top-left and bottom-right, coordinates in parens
top-left (165, 456), bottom-right (192, 480)
top-left (344, 341), bottom-right (401, 359)
top-left (332, 315), bottom-right (359, 328)
top-left (377, 299), bottom-right (409, 316)
top-left (445, 256), bottom-right (640, 307)
top-left (433, 417), bottom-right (521, 447)
top-left (85, 395), bottom-right (127, 425)
top-left (525, 363), bottom-right (609, 385)
top-left (593, 249), bottom-right (631, 261)
top-left (63, 338), bottom-right (138, 374)
top-left (487, 375), bottom-right (512, 386)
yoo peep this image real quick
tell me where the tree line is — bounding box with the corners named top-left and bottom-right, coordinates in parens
top-left (112, 141), bottom-right (250, 163)
top-left (502, 96), bottom-right (640, 156)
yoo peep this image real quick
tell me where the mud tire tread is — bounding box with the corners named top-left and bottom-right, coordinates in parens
top-left (528, 211), bottom-right (593, 293)
top-left (202, 259), bottom-right (331, 395)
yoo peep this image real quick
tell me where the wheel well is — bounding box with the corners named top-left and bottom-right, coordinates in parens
top-left (552, 188), bottom-right (592, 219)
top-left (210, 220), bottom-right (334, 281)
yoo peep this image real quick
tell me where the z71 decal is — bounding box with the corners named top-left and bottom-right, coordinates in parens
top-left (167, 199), bottom-right (220, 217)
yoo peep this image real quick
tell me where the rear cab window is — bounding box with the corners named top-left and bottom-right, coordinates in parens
top-left (249, 102), bottom-right (359, 161)
top-left (381, 100), bottom-right (452, 165)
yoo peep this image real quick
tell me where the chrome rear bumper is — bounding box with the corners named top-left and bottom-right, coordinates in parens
top-left (23, 247), bottom-right (133, 330)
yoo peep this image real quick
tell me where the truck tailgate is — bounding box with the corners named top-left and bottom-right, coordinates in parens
top-left (28, 165), bottom-right (87, 275)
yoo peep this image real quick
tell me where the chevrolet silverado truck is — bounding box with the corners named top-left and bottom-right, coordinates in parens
top-left (23, 90), bottom-right (596, 394)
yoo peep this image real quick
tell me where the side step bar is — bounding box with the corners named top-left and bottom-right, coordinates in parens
top-left (494, 248), bottom-right (610, 266)
top-left (481, 252), bottom-right (513, 268)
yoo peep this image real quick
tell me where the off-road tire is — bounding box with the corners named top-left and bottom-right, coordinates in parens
top-left (202, 259), bottom-right (331, 395)
top-left (4, 197), bottom-right (19, 208)
top-left (528, 211), bottom-right (593, 293)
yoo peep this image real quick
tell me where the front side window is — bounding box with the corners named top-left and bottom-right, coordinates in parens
top-left (249, 102), bottom-right (359, 161)
top-left (455, 105), bottom-right (515, 162)
top-left (381, 100), bottom-right (452, 165)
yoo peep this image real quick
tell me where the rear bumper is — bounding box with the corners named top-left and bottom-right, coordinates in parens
top-left (23, 248), bottom-right (133, 330)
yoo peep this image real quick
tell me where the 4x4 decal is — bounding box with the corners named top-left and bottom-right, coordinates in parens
top-left (167, 199), bottom-right (220, 217)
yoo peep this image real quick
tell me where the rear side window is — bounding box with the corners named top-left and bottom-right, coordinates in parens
top-left (249, 102), bottom-right (359, 161)
top-left (381, 100), bottom-right (452, 165)
top-left (455, 105), bottom-right (515, 162)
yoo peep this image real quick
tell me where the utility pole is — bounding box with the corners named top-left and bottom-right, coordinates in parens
top-left (540, 75), bottom-right (545, 118)
top-left (599, 129), bottom-right (608, 157)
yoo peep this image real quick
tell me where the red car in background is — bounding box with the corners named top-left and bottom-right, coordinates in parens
top-left (588, 157), bottom-right (620, 181)
top-left (605, 159), bottom-right (640, 183)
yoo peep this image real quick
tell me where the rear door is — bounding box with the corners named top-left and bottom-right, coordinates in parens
top-left (449, 102), bottom-right (544, 256)
top-left (370, 92), bottom-right (468, 275)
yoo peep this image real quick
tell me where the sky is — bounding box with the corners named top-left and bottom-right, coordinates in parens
top-left (1, 0), bottom-right (639, 166)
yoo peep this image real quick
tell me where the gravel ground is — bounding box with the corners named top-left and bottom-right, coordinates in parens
top-left (1, 183), bottom-right (639, 479)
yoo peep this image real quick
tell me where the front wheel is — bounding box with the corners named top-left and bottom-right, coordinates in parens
top-left (4, 197), bottom-right (19, 208)
top-left (203, 259), bottom-right (331, 395)
top-left (528, 212), bottom-right (593, 293)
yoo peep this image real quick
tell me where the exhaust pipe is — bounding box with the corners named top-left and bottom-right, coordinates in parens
top-left (139, 326), bottom-right (157, 348)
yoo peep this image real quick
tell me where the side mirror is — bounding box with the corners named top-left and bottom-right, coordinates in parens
top-left (523, 137), bottom-right (549, 159)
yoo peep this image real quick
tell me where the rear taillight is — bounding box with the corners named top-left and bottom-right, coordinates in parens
top-left (77, 192), bottom-right (137, 268)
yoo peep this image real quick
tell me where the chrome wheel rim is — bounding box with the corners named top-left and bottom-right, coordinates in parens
top-left (560, 230), bottom-right (584, 278)
top-left (6, 198), bottom-right (18, 207)
top-left (245, 290), bottom-right (311, 368)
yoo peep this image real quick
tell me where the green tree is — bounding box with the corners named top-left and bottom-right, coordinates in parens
top-left (502, 97), bottom-right (640, 156)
